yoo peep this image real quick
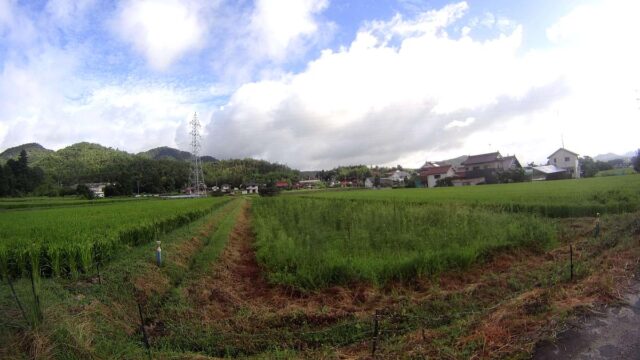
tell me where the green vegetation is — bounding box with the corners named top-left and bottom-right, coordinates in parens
top-left (252, 197), bottom-right (556, 289)
top-left (0, 196), bottom-right (143, 209)
top-left (203, 158), bottom-right (300, 187)
top-left (0, 197), bottom-right (230, 278)
top-left (303, 175), bottom-right (640, 217)
top-left (595, 168), bottom-right (636, 177)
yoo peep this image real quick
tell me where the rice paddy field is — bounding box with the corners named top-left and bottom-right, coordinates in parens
top-left (1, 175), bottom-right (640, 359)
top-left (0, 196), bottom-right (145, 209)
top-left (0, 197), bottom-right (230, 278)
top-left (302, 174), bottom-right (640, 217)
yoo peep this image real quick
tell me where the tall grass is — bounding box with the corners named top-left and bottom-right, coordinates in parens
top-left (252, 198), bottom-right (556, 289)
top-left (0, 197), bottom-right (231, 279)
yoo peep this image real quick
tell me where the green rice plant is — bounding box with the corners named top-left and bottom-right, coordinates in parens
top-left (0, 197), bottom-right (231, 279)
top-left (252, 197), bottom-right (556, 289)
top-left (303, 174), bottom-right (640, 217)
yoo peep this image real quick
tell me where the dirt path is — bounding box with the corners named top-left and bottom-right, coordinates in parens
top-left (187, 202), bottom-right (378, 324)
top-left (534, 280), bottom-right (640, 360)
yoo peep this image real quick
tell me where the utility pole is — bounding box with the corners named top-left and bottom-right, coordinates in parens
top-left (189, 112), bottom-right (206, 196)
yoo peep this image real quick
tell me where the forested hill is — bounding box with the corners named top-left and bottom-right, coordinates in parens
top-left (0, 143), bottom-right (53, 164)
top-left (138, 146), bottom-right (217, 163)
top-left (0, 142), bottom-right (300, 196)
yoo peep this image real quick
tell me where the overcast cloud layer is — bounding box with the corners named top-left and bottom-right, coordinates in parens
top-left (0, 0), bottom-right (638, 169)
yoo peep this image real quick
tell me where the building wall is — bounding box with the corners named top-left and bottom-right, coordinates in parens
top-left (548, 149), bottom-right (580, 179)
top-left (426, 168), bottom-right (455, 188)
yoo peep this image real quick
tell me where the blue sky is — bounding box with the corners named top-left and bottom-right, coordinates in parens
top-left (0, 0), bottom-right (638, 169)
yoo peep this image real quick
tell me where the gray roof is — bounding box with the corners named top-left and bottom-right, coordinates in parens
top-left (461, 152), bottom-right (502, 165)
top-left (533, 165), bottom-right (567, 174)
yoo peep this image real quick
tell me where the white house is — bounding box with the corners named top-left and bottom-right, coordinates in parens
top-left (86, 183), bottom-right (109, 198)
top-left (246, 185), bottom-right (259, 194)
top-left (364, 177), bottom-right (374, 189)
top-left (547, 148), bottom-right (580, 178)
top-left (419, 165), bottom-right (456, 188)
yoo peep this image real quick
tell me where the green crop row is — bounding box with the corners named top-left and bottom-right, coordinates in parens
top-left (252, 197), bottom-right (556, 289)
top-left (0, 196), bottom-right (144, 210)
top-left (0, 197), bottom-right (231, 278)
top-left (303, 175), bottom-right (640, 217)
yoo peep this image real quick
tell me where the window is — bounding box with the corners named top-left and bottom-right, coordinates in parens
top-left (473, 166), bottom-right (480, 170)
top-left (434, 174), bottom-right (440, 179)
top-left (554, 158), bottom-right (557, 163)
top-left (565, 157), bottom-right (570, 162)
top-left (483, 165), bottom-right (489, 169)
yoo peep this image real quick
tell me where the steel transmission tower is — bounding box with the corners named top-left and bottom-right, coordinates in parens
top-left (189, 112), bottom-right (206, 196)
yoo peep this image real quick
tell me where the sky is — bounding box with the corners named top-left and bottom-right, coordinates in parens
top-left (0, 0), bottom-right (638, 170)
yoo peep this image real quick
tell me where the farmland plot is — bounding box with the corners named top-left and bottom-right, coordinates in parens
top-left (252, 197), bottom-right (556, 289)
top-left (0, 197), bottom-right (230, 278)
top-left (305, 175), bottom-right (640, 217)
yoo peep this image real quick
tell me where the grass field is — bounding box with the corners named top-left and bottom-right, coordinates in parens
top-left (0, 197), bottom-right (230, 278)
top-left (302, 175), bottom-right (640, 217)
top-left (1, 176), bottom-right (640, 358)
top-left (0, 196), bottom-right (146, 209)
top-left (252, 197), bottom-right (556, 289)
top-left (595, 167), bottom-right (637, 177)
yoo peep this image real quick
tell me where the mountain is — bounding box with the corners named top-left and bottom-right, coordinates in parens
top-left (138, 146), bottom-right (217, 163)
top-left (0, 143), bottom-right (53, 164)
top-left (139, 146), bottom-right (192, 161)
top-left (593, 152), bottom-right (632, 162)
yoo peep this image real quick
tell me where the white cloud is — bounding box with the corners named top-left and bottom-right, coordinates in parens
top-left (445, 117), bottom-right (475, 130)
top-left (203, 1), bottom-right (568, 169)
top-left (112, 0), bottom-right (206, 70)
top-left (248, 0), bottom-right (329, 62)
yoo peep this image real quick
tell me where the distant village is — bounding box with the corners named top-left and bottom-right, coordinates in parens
top-left (81, 147), bottom-right (635, 198)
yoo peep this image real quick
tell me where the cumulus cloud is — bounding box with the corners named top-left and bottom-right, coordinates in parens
top-left (203, 1), bottom-right (566, 169)
top-left (249, 0), bottom-right (329, 61)
top-left (112, 0), bottom-right (206, 71)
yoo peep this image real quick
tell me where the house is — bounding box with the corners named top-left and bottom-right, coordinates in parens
top-left (245, 182), bottom-right (259, 194)
top-left (531, 165), bottom-right (568, 181)
top-left (220, 184), bottom-right (230, 193)
top-left (86, 183), bottom-right (109, 198)
top-left (364, 177), bottom-right (374, 189)
top-left (501, 155), bottom-right (522, 170)
top-left (388, 170), bottom-right (412, 182)
top-left (547, 148), bottom-right (580, 178)
top-left (275, 181), bottom-right (289, 189)
top-left (459, 152), bottom-right (522, 184)
top-left (419, 165), bottom-right (455, 188)
top-left (211, 185), bottom-right (220, 192)
top-left (298, 179), bottom-right (322, 189)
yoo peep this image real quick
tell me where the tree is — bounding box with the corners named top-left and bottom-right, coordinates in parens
top-left (580, 156), bottom-right (613, 177)
top-left (435, 177), bottom-right (453, 187)
top-left (76, 184), bottom-right (95, 199)
top-left (634, 149), bottom-right (640, 173)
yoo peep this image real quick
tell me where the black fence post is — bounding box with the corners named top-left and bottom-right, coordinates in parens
top-left (137, 301), bottom-right (152, 360)
top-left (371, 310), bottom-right (380, 357)
top-left (8, 277), bottom-right (30, 327)
top-left (570, 244), bottom-right (574, 282)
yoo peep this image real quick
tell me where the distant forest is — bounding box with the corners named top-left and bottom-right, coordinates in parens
top-left (0, 142), bottom-right (300, 197)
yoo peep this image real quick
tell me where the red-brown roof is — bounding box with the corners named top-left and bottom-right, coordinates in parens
top-left (461, 152), bottom-right (502, 166)
top-left (419, 165), bottom-right (452, 176)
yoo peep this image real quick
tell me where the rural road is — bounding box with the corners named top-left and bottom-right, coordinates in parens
top-left (534, 281), bottom-right (640, 359)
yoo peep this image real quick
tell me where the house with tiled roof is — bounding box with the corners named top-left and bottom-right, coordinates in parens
top-left (419, 165), bottom-right (455, 188)
top-left (458, 151), bottom-right (523, 185)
